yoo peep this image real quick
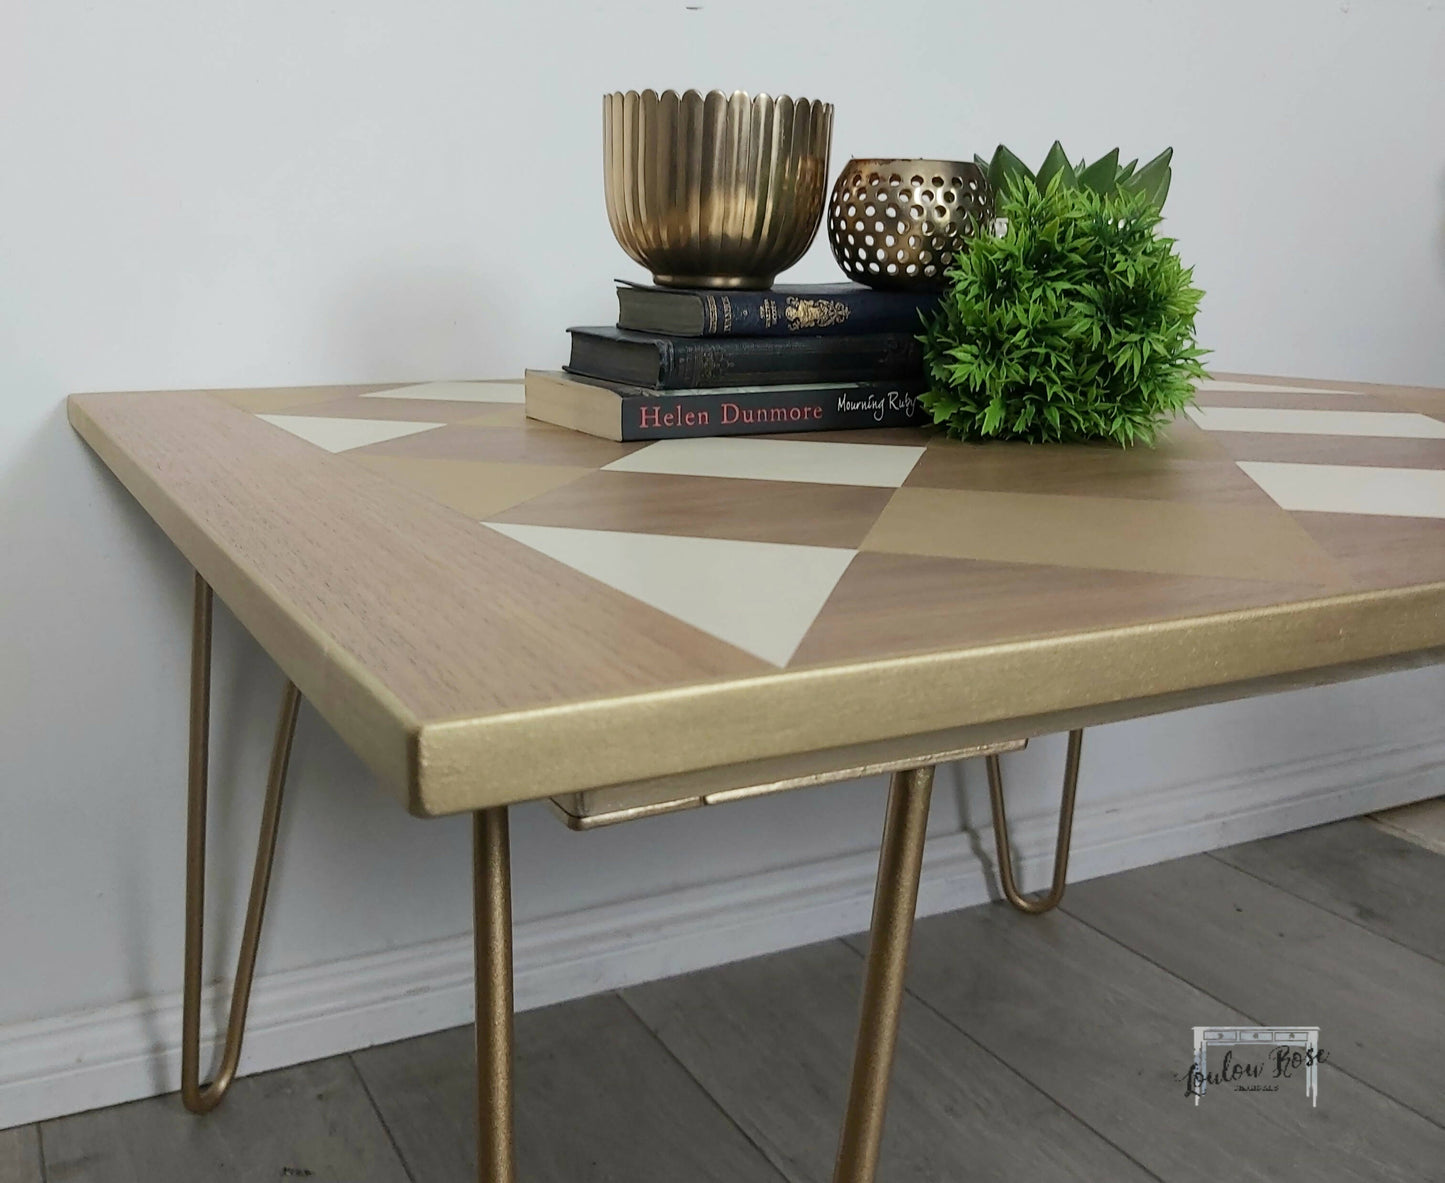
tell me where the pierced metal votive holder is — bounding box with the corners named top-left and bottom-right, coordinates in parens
top-left (827, 158), bottom-right (992, 290)
top-left (603, 89), bottom-right (834, 290)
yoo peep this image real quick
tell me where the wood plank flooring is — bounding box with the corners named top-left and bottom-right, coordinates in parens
top-left (884, 903), bottom-right (1442, 1181)
top-left (352, 992), bottom-right (784, 1183)
top-left (1214, 817), bottom-right (1445, 960)
top-left (622, 938), bottom-right (1156, 1183)
top-left (0, 1127), bottom-right (42, 1183)
top-left (1062, 852), bottom-right (1445, 1123)
top-left (40, 1058), bottom-right (410, 1183)
top-left (17, 815), bottom-right (1445, 1183)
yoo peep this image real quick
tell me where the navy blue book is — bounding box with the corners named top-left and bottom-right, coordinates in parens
top-left (615, 281), bottom-right (938, 338)
top-left (566, 325), bottom-right (923, 391)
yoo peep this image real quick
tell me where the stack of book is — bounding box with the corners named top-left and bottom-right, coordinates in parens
top-left (524, 281), bottom-right (940, 441)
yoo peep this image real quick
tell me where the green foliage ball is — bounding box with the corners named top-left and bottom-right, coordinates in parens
top-left (920, 179), bottom-right (1207, 446)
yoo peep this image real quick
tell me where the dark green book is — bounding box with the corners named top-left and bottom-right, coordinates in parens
top-left (565, 325), bottom-right (924, 391)
top-left (616, 281), bottom-right (939, 337)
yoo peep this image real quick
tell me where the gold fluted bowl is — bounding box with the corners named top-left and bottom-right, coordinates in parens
top-left (603, 89), bottom-right (834, 290)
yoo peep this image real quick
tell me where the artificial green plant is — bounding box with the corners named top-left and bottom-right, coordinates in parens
top-left (920, 178), bottom-right (1207, 446)
top-left (976, 142), bottom-right (1174, 211)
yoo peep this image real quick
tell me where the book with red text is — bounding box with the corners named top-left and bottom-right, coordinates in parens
top-left (524, 370), bottom-right (930, 442)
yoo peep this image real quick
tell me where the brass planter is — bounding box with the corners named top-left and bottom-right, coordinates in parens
top-left (827, 158), bottom-right (992, 290)
top-left (603, 89), bottom-right (834, 290)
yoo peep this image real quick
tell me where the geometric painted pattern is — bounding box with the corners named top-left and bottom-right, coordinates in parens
top-left (361, 380), bottom-right (526, 404)
top-left (602, 435), bottom-right (927, 487)
top-left (1236, 462), bottom-right (1445, 519)
top-left (487, 523), bottom-right (856, 664)
top-left (1196, 378), bottom-right (1406, 397)
top-left (238, 376), bottom-right (1445, 669)
top-left (256, 413), bottom-right (445, 453)
top-left (1188, 405), bottom-right (1445, 438)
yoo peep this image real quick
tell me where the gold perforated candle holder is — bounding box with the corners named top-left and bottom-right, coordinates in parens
top-left (827, 158), bottom-right (992, 290)
top-left (603, 89), bottom-right (834, 290)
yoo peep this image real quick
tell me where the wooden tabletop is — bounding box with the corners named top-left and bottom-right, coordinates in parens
top-left (69, 374), bottom-right (1445, 816)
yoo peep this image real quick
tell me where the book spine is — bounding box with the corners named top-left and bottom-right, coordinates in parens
top-left (620, 384), bottom-right (931, 441)
top-left (664, 290), bottom-right (936, 337)
top-left (655, 334), bottom-right (923, 389)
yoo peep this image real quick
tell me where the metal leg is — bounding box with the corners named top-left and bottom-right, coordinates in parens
top-left (833, 765), bottom-right (935, 1183)
top-left (473, 807), bottom-right (516, 1183)
top-left (182, 573), bottom-right (302, 1114)
top-left (985, 729), bottom-right (1084, 915)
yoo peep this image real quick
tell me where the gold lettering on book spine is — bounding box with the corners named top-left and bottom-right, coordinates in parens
top-left (759, 298), bottom-right (780, 328)
top-left (785, 297), bottom-right (850, 330)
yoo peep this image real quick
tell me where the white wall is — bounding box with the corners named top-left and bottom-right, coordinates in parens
top-left (2, 0), bottom-right (1443, 1126)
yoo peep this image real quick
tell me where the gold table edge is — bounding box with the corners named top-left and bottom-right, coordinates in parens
top-left (414, 586), bottom-right (1445, 815)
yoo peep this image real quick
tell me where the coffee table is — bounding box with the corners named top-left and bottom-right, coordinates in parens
top-left (68, 372), bottom-right (1445, 1181)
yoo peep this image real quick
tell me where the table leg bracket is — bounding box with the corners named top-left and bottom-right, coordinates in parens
top-left (985, 729), bottom-right (1084, 914)
top-left (181, 573), bottom-right (301, 1114)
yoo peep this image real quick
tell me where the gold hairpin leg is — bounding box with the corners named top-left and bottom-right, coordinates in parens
top-left (985, 729), bottom-right (1084, 915)
top-left (472, 807), bottom-right (516, 1183)
top-left (182, 573), bottom-right (302, 1114)
top-left (833, 765), bottom-right (935, 1183)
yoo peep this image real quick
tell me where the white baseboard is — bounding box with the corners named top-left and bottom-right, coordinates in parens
top-left (2, 732), bottom-right (1440, 1130)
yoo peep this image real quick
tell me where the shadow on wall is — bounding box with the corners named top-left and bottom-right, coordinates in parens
top-left (0, 410), bottom-right (295, 1042)
top-left (0, 404), bottom-right (192, 1024)
top-left (1439, 165), bottom-right (1445, 278)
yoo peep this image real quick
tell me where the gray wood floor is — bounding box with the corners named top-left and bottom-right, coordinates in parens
top-left (14, 817), bottom-right (1444, 1183)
